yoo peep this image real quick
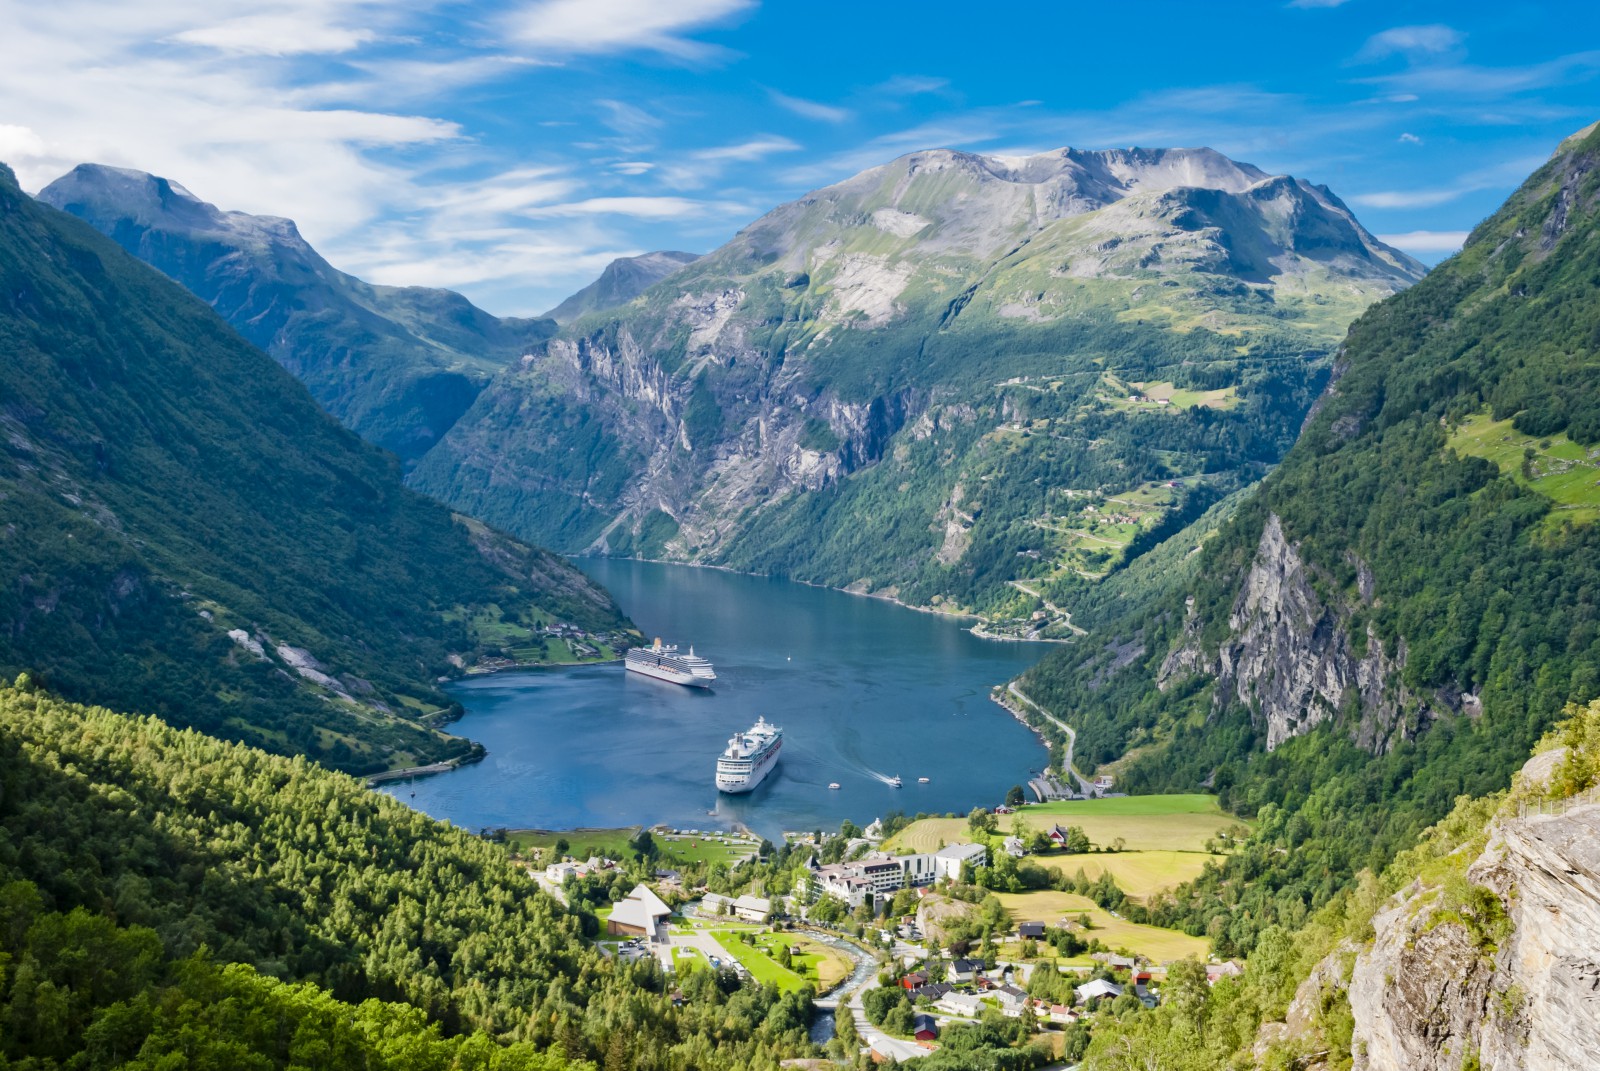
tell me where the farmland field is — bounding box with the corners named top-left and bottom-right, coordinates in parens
top-left (994, 890), bottom-right (1208, 964)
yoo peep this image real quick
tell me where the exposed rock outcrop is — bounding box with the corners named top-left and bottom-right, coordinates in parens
top-left (1347, 796), bottom-right (1600, 1070)
top-left (1160, 513), bottom-right (1475, 753)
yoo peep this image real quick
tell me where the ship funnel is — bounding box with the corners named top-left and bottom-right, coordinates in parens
top-left (653, 637), bottom-right (662, 651)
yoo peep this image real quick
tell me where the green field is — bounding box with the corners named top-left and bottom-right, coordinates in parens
top-left (1033, 850), bottom-right (1225, 899)
top-left (709, 930), bottom-right (839, 994)
top-left (883, 794), bottom-right (1239, 856)
top-left (1447, 410), bottom-right (1600, 525)
top-left (508, 826), bottom-right (760, 867)
top-left (995, 890), bottom-right (1209, 964)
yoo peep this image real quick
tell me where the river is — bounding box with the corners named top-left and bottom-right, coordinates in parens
top-left (385, 559), bottom-right (1049, 841)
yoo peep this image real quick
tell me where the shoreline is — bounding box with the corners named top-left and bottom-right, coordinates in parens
top-left (577, 554), bottom-right (1074, 645)
top-left (463, 654), bottom-right (624, 677)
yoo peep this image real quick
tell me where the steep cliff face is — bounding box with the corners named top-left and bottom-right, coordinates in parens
top-left (1159, 513), bottom-right (1477, 753)
top-left (415, 145), bottom-right (1418, 623)
top-left (1344, 753), bottom-right (1600, 1071)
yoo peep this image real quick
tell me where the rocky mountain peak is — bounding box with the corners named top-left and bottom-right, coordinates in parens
top-left (40, 163), bottom-right (301, 246)
top-left (543, 249), bottom-right (701, 323)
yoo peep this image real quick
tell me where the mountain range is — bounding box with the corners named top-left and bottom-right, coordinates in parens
top-left (0, 162), bottom-right (633, 775)
top-left (543, 249), bottom-right (701, 323)
top-left (409, 146), bottom-right (1423, 631)
top-left (38, 164), bottom-right (555, 463)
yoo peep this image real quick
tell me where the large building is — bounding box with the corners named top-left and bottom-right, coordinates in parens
top-left (607, 884), bottom-right (672, 940)
top-left (810, 845), bottom-right (983, 907)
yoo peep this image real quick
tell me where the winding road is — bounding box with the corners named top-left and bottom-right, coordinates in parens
top-left (1006, 683), bottom-right (1098, 798)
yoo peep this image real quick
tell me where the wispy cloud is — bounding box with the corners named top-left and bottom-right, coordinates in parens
top-left (1377, 229), bottom-right (1469, 252)
top-left (171, 13), bottom-right (375, 56)
top-left (1287, 0), bottom-right (1352, 8)
top-left (1350, 155), bottom-right (1544, 209)
top-left (692, 136), bottom-right (800, 163)
top-left (506, 0), bottom-right (753, 60)
top-left (1359, 50), bottom-right (1600, 98)
top-left (768, 89), bottom-right (851, 123)
top-left (1355, 24), bottom-right (1465, 64)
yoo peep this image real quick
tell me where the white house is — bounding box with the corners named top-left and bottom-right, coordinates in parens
top-left (701, 892), bottom-right (735, 917)
top-left (544, 861), bottom-right (578, 883)
top-left (934, 842), bottom-right (988, 881)
top-left (1002, 836), bottom-right (1025, 858)
top-left (937, 991), bottom-right (984, 1017)
top-left (1076, 979), bottom-right (1124, 1003)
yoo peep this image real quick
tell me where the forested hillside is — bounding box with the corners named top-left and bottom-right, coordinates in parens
top-left (413, 147), bottom-right (1421, 634)
top-left (0, 162), bottom-right (634, 775)
top-left (39, 164), bottom-right (554, 462)
top-left (1017, 122), bottom-right (1600, 955)
top-left (0, 681), bottom-right (815, 1069)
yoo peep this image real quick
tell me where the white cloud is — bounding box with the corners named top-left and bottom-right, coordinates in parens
top-left (1350, 155), bottom-right (1545, 209)
top-left (520, 195), bottom-right (751, 221)
top-left (1288, 0), bottom-right (1352, 7)
top-left (1398, 132), bottom-right (1422, 144)
top-left (691, 136), bottom-right (800, 163)
top-left (769, 89), bottom-right (851, 123)
top-left (506, 0), bottom-right (753, 59)
top-left (1356, 25), bottom-right (1464, 63)
top-left (171, 14), bottom-right (374, 56)
top-left (1378, 229), bottom-right (1469, 252)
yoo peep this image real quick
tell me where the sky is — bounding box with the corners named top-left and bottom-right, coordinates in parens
top-left (1, 0), bottom-right (1597, 316)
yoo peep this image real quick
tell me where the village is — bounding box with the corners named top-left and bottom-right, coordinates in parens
top-left (526, 799), bottom-right (1246, 1064)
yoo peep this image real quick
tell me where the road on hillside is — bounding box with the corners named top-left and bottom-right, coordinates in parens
top-left (1008, 683), bottom-right (1098, 798)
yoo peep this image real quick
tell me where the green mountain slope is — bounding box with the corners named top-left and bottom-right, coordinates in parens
top-left (38, 164), bottom-right (553, 462)
top-left (413, 146), bottom-right (1421, 632)
top-left (1016, 123), bottom-right (1600, 953)
top-left (0, 681), bottom-right (814, 1069)
top-left (544, 249), bottom-right (701, 324)
top-left (0, 162), bottom-right (633, 774)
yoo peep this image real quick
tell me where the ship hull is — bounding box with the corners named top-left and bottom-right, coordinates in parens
top-left (716, 740), bottom-right (781, 793)
top-left (626, 660), bottom-right (714, 688)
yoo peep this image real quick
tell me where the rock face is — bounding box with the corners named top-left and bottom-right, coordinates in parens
top-left (543, 250), bottom-right (701, 323)
top-left (1160, 513), bottom-right (1465, 753)
top-left (1347, 796), bottom-right (1600, 1070)
top-left (37, 164), bottom-right (551, 461)
top-left (414, 146), bottom-right (1421, 613)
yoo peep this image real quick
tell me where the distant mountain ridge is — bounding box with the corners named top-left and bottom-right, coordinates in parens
top-left (0, 161), bottom-right (633, 774)
top-left (544, 249), bottom-right (701, 323)
top-left (38, 164), bottom-right (552, 462)
top-left (413, 144), bottom-right (1423, 631)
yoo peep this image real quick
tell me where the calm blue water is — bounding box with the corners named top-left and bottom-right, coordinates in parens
top-left (385, 560), bottom-right (1049, 840)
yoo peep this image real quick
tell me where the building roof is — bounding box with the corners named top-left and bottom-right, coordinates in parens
top-left (734, 894), bottom-right (771, 913)
top-left (1018, 921), bottom-right (1046, 937)
top-left (1076, 979), bottom-right (1124, 1001)
top-left (934, 842), bottom-right (987, 861)
top-left (609, 884), bottom-right (672, 931)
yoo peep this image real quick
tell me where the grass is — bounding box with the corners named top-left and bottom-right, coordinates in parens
top-left (994, 890), bottom-right (1209, 964)
top-left (711, 930), bottom-right (811, 993)
top-left (507, 826), bottom-right (760, 868)
top-left (1031, 850), bottom-right (1224, 899)
top-left (1447, 410), bottom-right (1600, 525)
top-left (882, 794), bottom-right (1240, 856)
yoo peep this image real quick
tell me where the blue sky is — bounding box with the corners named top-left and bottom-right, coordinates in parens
top-left (1, 0), bottom-right (1597, 315)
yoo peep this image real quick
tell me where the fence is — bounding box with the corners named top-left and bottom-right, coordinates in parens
top-left (1518, 784), bottom-right (1600, 819)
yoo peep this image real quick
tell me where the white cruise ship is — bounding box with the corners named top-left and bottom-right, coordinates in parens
top-left (715, 717), bottom-right (782, 793)
top-left (625, 638), bottom-right (716, 687)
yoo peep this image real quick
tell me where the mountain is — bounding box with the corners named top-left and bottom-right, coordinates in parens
top-left (38, 164), bottom-right (553, 462)
top-left (0, 161), bottom-right (633, 775)
top-left (0, 680), bottom-right (815, 1068)
top-left (543, 249), bottom-right (701, 323)
top-left (412, 146), bottom-right (1422, 632)
top-left (1015, 123), bottom-right (1600, 955)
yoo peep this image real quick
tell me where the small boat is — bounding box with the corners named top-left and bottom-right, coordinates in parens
top-left (828, 782), bottom-right (841, 790)
top-left (917, 777), bottom-right (930, 784)
top-left (888, 775), bottom-right (903, 788)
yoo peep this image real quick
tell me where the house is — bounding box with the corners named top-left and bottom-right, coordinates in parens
top-left (1076, 979), bottom-right (1124, 1003)
top-left (1017, 921), bottom-right (1046, 940)
top-left (934, 842), bottom-right (988, 881)
top-left (1045, 824), bottom-right (1072, 847)
top-left (949, 957), bottom-right (983, 983)
top-left (937, 991), bottom-right (984, 1017)
top-left (994, 985), bottom-right (1028, 1016)
top-left (544, 861), bottom-right (578, 883)
top-left (913, 1014), bottom-right (939, 1042)
top-left (864, 817), bottom-right (885, 841)
top-left (900, 971), bottom-right (928, 990)
top-left (1050, 1003), bottom-right (1076, 1024)
top-left (1205, 961), bottom-right (1244, 984)
top-left (1134, 984), bottom-right (1158, 1008)
top-left (1095, 773), bottom-right (1116, 790)
top-left (701, 892), bottom-right (735, 917)
top-left (733, 894), bottom-right (771, 922)
top-left (608, 885), bottom-right (672, 940)
top-left (911, 982), bottom-right (952, 1003)
top-left (1002, 836), bottom-right (1025, 858)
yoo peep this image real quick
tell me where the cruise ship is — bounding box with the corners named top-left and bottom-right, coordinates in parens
top-left (625, 638), bottom-right (716, 687)
top-left (715, 717), bottom-right (782, 793)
